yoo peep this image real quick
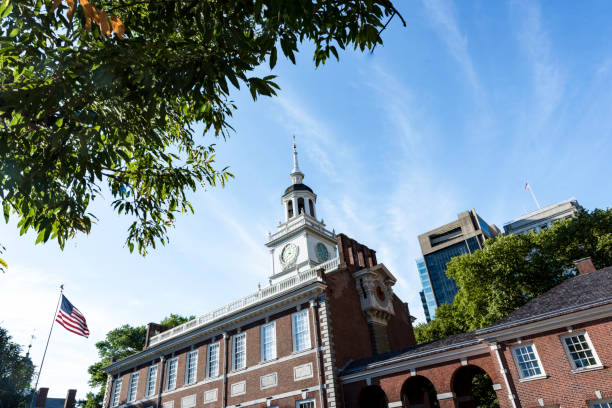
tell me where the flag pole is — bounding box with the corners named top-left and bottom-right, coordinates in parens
top-left (526, 182), bottom-right (541, 209)
top-left (31, 284), bottom-right (63, 406)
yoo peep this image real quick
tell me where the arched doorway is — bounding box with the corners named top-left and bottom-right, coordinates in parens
top-left (451, 365), bottom-right (499, 408)
top-left (401, 376), bottom-right (439, 408)
top-left (358, 385), bottom-right (389, 408)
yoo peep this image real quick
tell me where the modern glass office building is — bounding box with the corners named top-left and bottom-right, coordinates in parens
top-left (417, 209), bottom-right (499, 322)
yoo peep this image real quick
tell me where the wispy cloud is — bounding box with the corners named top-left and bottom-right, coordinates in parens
top-left (513, 0), bottom-right (565, 138)
top-left (421, 0), bottom-right (483, 99)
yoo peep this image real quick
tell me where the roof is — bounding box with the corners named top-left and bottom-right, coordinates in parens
top-left (479, 266), bottom-right (612, 334)
top-left (284, 183), bottom-right (313, 195)
top-left (342, 331), bottom-right (478, 375)
top-left (343, 266), bottom-right (612, 376)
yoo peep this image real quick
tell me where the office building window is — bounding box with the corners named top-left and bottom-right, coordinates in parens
top-left (590, 401), bottom-right (612, 408)
top-left (561, 332), bottom-right (601, 370)
top-left (111, 378), bottom-right (122, 407)
top-left (261, 322), bottom-right (277, 361)
top-left (207, 342), bottom-right (220, 378)
top-left (127, 372), bottom-right (139, 402)
top-left (511, 344), bottom-right (544, 379)
top-left (145, 364), bottom-right (157, 397)
top-left (166, 357), bottom-right (178, 390)
top-left (185, 350), bottom-right (198, 385)
top-left (233, 333), bottom-right (246, 370)
top-left (292, 309), bottom-right (311, 352)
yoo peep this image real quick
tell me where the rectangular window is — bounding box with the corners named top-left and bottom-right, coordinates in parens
top-left (511, 344), bottom-right (544, 379)
top-left (292, 309), bottom-right (311, 352)
top-left (233, 333), bottom-right (246, 371)
top-left (145, 364), bottom-right (158, 397)
top-left (207, 342), bottom-right (220, 378)
top-left (127, 372), bottom-right (139, 402)
top-left (591, 401), bottom-right (612, 408)
top-left (184, 350), bottom-right (198, 385)
top-left (297, 400), bottom-right (315, 408)
top-left (166, 357), bottom-right (178, 390)
top-left (561, 332), bottom-right (601, 370)
top-left (111, 378), bottom-right (122, 407)
top-left (261, 322), bottom-right (277, 361)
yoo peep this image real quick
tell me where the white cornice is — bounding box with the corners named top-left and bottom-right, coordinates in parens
top-left (340, 341), bottom-right (488, 383)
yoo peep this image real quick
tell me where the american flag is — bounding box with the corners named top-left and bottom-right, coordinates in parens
top-left (56, 295), bottom-right (89, 338)
top-left (525, 182), bottom-right (531, 190)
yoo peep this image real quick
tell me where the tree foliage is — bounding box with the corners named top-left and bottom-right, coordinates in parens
top-left (82, 314), bottom-right (192, 408)
top-left (415, 208), bottom-right (612, 343)
top-left (0, 0), bottom-right (403, 255)
top-left (0, 326), bottom-right (35, 408)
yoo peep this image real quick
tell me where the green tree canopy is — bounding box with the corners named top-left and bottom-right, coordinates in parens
top-left (0, 326), bottom-right (35, 408)
top-left (415, 208), bottom-right (612, 343)
top-left (83, 314), bottom-right (193, 408)
top-left (0, 0), bottom-right (403, 255)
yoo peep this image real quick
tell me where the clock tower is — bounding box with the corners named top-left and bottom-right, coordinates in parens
top-left (265, 140), bottom-right (337, 283)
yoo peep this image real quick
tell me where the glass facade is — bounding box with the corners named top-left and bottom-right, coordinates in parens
top-left (466, 236), bottom-right (480, 253)
top-left (424, 241), bottom-right (467, 307)
top-left (416, 258), bottom-right (437, 322)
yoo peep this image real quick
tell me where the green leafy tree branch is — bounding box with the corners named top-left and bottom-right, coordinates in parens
top-left (0, 0), bottom-right (404, 255)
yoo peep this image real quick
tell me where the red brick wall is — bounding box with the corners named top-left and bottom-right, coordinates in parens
top-left (502, 317), bottom-right (612, 407)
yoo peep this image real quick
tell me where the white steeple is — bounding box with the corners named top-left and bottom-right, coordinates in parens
top-left (265, 136), bottom-right (337, 283)
top-left (290, 136), bottom-right (304, 184)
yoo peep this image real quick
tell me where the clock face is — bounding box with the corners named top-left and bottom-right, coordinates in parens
top-left (280, 243), bottom-right (298, 264)
top-left (316, 243), bottom-right (329, 262)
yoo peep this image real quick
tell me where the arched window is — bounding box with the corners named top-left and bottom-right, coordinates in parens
top-left (287, 200), bottom-right (294, 219)
top-left (297, 197), bottom-right (305, 215)
top-left (309, 199), bottom-right (315, 217)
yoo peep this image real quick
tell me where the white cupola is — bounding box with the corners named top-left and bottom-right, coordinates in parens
top-left (265, 138), bottom-right (337, 282)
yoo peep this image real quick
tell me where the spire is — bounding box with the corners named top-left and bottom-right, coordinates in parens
top-left (290, 135), bottom-right (304, 184)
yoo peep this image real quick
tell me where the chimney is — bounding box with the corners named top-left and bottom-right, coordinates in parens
top-left (35, 388), bottom-right (49, 408)
top-left (144, 322), bottom-right (167, 349)
top-left (574, 257), bottom-right (596, 274)
top-left (64, 389), bottom-right (77, 408)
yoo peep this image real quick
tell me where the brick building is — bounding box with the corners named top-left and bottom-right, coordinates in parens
top-left (102, 145), bottom-right (417, 408)
top-left (341, 259), bottom-right (612, 408)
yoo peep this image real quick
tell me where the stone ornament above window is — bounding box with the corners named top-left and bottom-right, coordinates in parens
top-left (230, 380), bottom-right (246, 396)
top-left (294, 362), bottom-right (314, 381)
top-left (260, 372), bottom-right (278, 389)
top-left (181, 394), bottom-right (196, 408)
top-left (203, 389), bottom-right (218, 404)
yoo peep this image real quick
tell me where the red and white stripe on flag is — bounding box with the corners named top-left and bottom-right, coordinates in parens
top-left (56, 295), bottom-right (90, 338)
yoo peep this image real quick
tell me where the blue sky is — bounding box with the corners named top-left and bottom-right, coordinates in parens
top-left (1, 0), bottom-right (612, 399)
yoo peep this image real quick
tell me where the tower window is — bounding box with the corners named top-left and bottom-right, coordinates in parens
top-left (287, 200), bottom-right (294, 219)
top-left (297, 197), bottom-right (305, 215)
top-left (309, 199), bottom-right (315, 217)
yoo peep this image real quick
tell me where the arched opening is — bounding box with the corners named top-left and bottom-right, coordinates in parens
top-left (358, 385), bottom-right (388, 408)
top-left (451, 365), bottom-right (499, 408)
top-left (287, 200), bottom-right (294, 219)
top-left (401, 376), bottom-right (439, 408)
top-left (297, 197), bottom-right (305, 215)
top-left (309, 199), bottom-right (315, 217)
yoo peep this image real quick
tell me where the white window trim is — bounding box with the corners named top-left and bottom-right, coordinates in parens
top-left (184, 349), bottom-right (198, 385)
top-left (206, 342), bottom-right (220, 378)
top-left (111, 377), bottom-right (122, 407)
top-left (145, 364), bottom-right (158, 397)
top-left (510, 342), bottom-right (547, 381)
top-left (232, 332), bottom-right (247, 371)
top-left (292, 309), bottom-right (311, 353)
top-left (560, 331), bottom-right (603, 372)
top-left (260, 321), bottom-right (277, 362)
top-left (165, 357), bottom-right (179, 391)
top-left (127, 371), bottom-right (139, 402)
top-left (297, 398), bottom-right (316, 408)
